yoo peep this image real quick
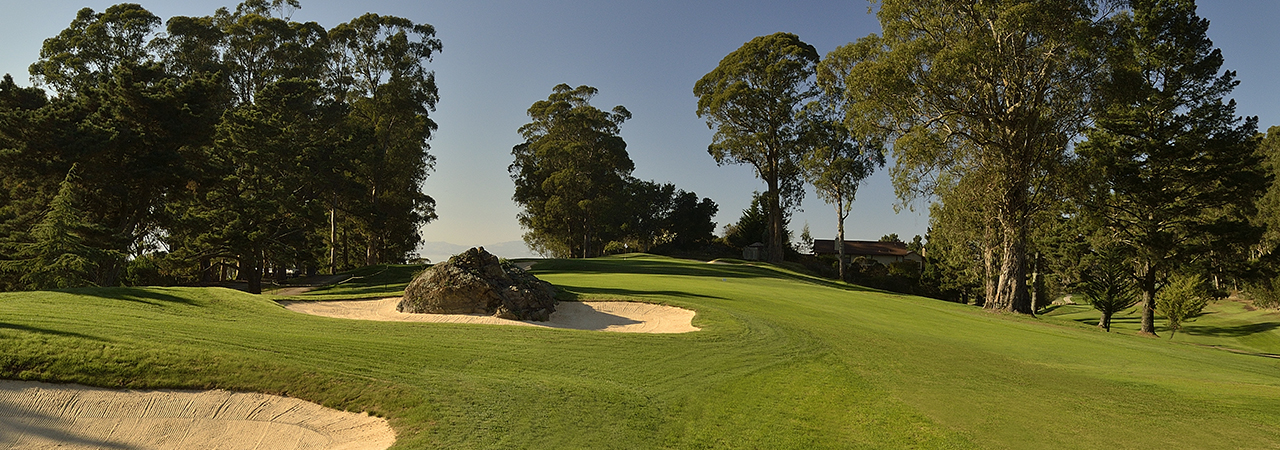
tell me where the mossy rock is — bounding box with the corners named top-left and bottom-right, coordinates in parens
top-left (397, 247), bottom-right (557, 321)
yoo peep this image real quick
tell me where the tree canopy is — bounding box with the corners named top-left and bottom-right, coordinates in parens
top-left (1079, 0), bottom-right (1265, 334)
top-left (0, 1), bottom-right (441, 292)
top-left (511, 84), bottom-right (634, 258)
top-left (512, 84), bottom-right (717, 258)
top-left (843, 0), bottom-right (1105, 313)
top-left (798, 41), bottom-right (886, 280)
top-left (695, 32), bottom-right (818, 264)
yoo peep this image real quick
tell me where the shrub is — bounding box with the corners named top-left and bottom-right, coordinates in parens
top-left (1157, 274), bottom-right (1211, 338)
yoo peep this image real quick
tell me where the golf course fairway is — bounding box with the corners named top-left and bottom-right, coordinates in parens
top-left (2, 254), bottom-right (1280, 448)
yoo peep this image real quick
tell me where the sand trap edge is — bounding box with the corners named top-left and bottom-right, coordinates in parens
top-left (0, 379), bottom-right (395, 450)
top-left (279, 298), bottom-right (700, 334)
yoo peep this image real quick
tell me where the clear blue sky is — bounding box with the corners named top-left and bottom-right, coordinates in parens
top-left (3, 1), bottom-right (1278, 261)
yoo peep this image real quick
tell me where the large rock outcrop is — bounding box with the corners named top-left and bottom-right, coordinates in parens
top-left (397, 247), bottom-right (557, 321)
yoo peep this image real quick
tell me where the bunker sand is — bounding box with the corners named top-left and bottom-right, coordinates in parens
top-left (0, 380), bottom-right (394, 450)
top-left (280, 298), bottom-right (700, 333)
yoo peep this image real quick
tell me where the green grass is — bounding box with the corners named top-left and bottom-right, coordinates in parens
top-left (289, 264), bottom-right (428, 300)
top-left (1043, 295), bottom-right (1280, 355)
top-left (3, 254), bottom-right (1280, 448)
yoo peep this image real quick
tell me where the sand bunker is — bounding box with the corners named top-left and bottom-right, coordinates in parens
top-left (280, 298), bottom-right (699, 334)
top-left (0, 380), bottom-right (394, 450)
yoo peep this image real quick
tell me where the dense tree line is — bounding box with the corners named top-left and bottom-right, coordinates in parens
top-left (901, 0), bottom-right (1268, 328)
top-left (697, 0), bottom-right (1280, 328)
top-left (510, 84), bottom-right (718, 258)
top-left (0, 1), bottom-right (441, 293)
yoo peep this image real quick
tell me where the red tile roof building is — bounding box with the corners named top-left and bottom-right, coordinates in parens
top-left (811, 239), bottom-right (923, 265)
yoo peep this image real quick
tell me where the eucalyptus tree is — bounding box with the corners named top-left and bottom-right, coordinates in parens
top-left (511, 84), bottom-right (633, 258)
top-left (151, 14), bottom-right (226, 78)
top-left (618, 179), bottom-right (674, 252)
top-left (29, 3), bottom-right (161, 96)
top-left (1079, 0), bottom-right (1265, 335)
top-left (216, 1), bottom-right (328, 106)
top-left (329, 13), bottom-right (441, 265)
top-left (2, 1), bottom-right (445, 288)
top-left (922, 174), bottom-right (998, 304)
top-left (844, 1), bottom-right (1105, 313)
top-left (695, 32), bottom-right (818, 264)
top-left (803, 42), bottom-right (886, 280)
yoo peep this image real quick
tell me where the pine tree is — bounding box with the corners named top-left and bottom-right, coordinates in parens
top-left (3, 165), bottom-right (112, 290)
top-left (1079, 0), bottom-right (1266, 336)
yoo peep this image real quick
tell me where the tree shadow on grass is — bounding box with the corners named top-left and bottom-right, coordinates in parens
top-left (0, 322), bottom-right (104, 342)
top-left (556, 284), bottom-right (725, 301)
top-left (1069, 314), bottom-right (1141, 328)
top-left (534, 258), bottom-right (768, 279)
top-left (1181, 321), bottom-right (1280, 338)
top-left (535, 256), bottom-right (882, 295)
top-left (72, 288), bottom-right (195, 306)
top-left (300, 283), bottom-right (408, 297)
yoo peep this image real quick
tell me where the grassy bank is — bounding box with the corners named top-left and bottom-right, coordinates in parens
top-left (3, 254), bottom-right (1280, 448)
top-left (1043, 296), bottom-right (1280, 356)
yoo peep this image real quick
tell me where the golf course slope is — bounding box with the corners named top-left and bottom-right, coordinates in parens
top-left (3, 254), bottom-right (1280, 448)
top-left (0, 380), bottom-right (393, 449)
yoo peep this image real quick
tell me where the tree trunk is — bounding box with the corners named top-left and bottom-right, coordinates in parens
top-left (1030, 252), bottom-right (1041, 311)
top-left (274, 259), bottom-right (287, 283)
top-left (766, 181), bottom-right (784, 264)
top-left (1139, 264), bottom-right (1158, 336)
top-left (994, 233), bottom-right (1032, 314)
top-left (982, 222), bottom-right (997, 308)
top-left (583, 215), bottom-right (592, 259)
top-left (987, 172), bottom-right (1034, 315)
top-left (367, 178), bottom-right (380, 266)
top-left (329, 202), bottom-right (336, 275)
top-left (243, 252), bottom-right (262, 295)
top-left (96, 256), bottom-right (124, 288)
top-left (992, 213), bottom-right (1033, 314)
top-left (836, 217), bottom-right (846, 283)
top-left (200, 257), bottom-right (212, 286)
top-left (1099, 312), bottom-right (1112, 332)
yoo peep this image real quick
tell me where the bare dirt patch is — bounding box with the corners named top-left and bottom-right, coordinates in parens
top-left (0, 380), bottom-right (394, 450)
top-left (279, 298), bottom-right (699, 334)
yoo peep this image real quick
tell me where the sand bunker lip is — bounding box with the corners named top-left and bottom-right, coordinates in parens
top-left (0, 380), bottom-right (394, 450)
top-left (279, 298), bottom-right (700, 334)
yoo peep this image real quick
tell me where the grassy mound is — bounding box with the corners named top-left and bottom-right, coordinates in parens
top-left (3, 254), bottom-right (1280, 448)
